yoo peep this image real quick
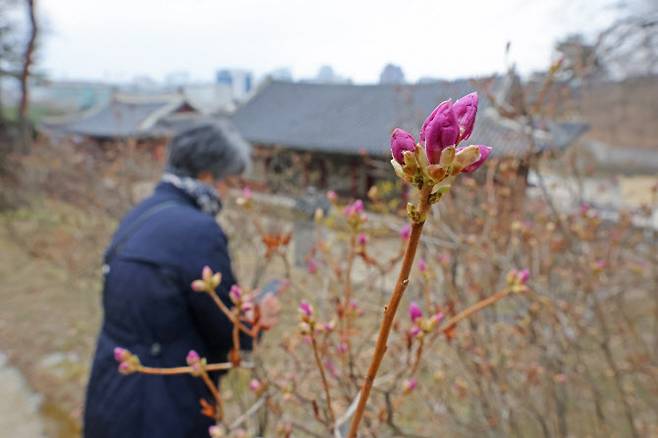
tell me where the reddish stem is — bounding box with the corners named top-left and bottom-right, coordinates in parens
top-left (348, 186), bottom-right (431, 438)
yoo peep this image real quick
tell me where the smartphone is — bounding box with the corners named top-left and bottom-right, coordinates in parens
top-left (254, 279), bottom-right (287, 303)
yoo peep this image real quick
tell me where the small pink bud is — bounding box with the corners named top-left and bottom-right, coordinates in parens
top-left (403, 377), bottom-right (417, 394)
top-left (209, 425), bottom-right (223, 438)
top-left (336, 342), bottom-right (349, 354)
top-left (357, 232), bottom-right (368, 246)
top-left (202, 266), bottom-right (213, 282)
top-left (460, 145), bottom-right (492, 173)
top-left (409, 302), bottom-right (423, 322)
top-left (210, 273), bottom-right (221, 289)
top-left (118, 361), bottom-right (131, 375)
top-left (418, 258), bottom-right (427, 273)
top-left (399, 223), bottom-right (411, 240)
top-left (326, 190), bottom-right (337, 202)
top-left (242, 186), bottom-right (253, 200)
top-left (241, 300), bottom-right (254, 313)
top-left (114, 347), bottom-right (130, 363)
top-left (343, 200), bottom-right (366, 223)
top-left (298, 300), bottom-right (314, 318)
top-left (349, 299), bottom-right (363, 316)
top-left (431, 311), bottom-right (445, 326)
top-left (424, 100), bottom-right (460, 164)
top-left (229, 285), bottom-right (242, 304)
top-left (390, 128), bottom-right (417, 164)
top-left (186, 350), bottom-right (200, 365)
top-left (249, 378), bottom-right (263, 393)
top-left (453, 92), bottom-right (478, 143)
top-left (191, 280), bottom-right (206, 292)
top-left (517, 269), bottom-right (530, 285)
top-left (322, 320), bottom-right (336, 332)
top-left (409, 325), bottom-right (422, 338)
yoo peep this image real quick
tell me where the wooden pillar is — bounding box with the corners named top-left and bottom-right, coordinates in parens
top-left (351, 159), bottom-right (358, 198)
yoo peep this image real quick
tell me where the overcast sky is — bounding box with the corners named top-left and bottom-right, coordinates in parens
top-left (37, 0), bottom-right (618, 84)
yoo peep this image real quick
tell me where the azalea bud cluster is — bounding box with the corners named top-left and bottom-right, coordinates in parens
top-left (113, 347), bottom-right (141, 375)
top-left (389, 93), bottom-right (492, 219)
top-left (408, 302), bottom-right (445, 339)
top-left (191, 266), bottom-right (222, 293)
top-left (506, 269), bottom-right (530, 293)
top-left (186, 350), bottom-right (207, 377)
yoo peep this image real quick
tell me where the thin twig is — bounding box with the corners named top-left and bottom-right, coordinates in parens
top-left (311, 331), bottom-right (336, 428)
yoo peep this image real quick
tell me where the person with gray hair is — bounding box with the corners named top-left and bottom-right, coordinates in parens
top-left (84, 121), bottom-right (279, 438)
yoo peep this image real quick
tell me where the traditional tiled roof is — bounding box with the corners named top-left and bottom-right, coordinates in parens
top-left (232, 80), bottom-right (588, 158)
top-left (40, 94), bottom-right (197, 140)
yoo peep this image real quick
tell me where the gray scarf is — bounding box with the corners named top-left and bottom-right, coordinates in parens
top-left (161, 173), bottom-right (223, 216)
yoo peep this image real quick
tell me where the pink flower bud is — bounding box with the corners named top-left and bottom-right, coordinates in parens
top-left (409, 325), bottom-right (422, 338)
top-left (191, 280), bottom-right (206, 292)
top-left (209, 425), bottom-right (223, 438)
top-left (229, 285), bottom-right (242, 304)
top-left (113, 347), bottom-right (130, 363)
top-left (418, 258), bottom-right (427, 273)
top-left (593, 260), bottom-right (606, 271)
top-left (403, 377), bottom-right (417, 394)
top-left (336, 342), bottom-right (349, 354)
top-left (424, 100), bottom-right (460, 164)
top-left (431, 311), bottom-right (445, 326)
top-left (390, 128), bottom-right (417, 164)
top-left (357, 232), bottom-right (368, 246)
top-left (517, 269), bottom-right (530, 285)
top-left (249, 378), bottom-right (263, 393)
top-left (186, 350), bottom-right (200, 366)
top-left (344, 199), bottom-right (364, 217)
top-left (399, 223), bottom-right (411, 240)
top-left (322, 320), bottom-right (336, 332)
top-left (452, 92), bottom-right (478, 142)
top-left (326, 190), bottom-right (337, 202)
top-left (298, 300), bottom-right (314, 318)
top-left (242, 186), bottom-right (253, 200)
top-left (202, 266), bottom-right (213, 282)
top-left (409, 302), bottom-right (423, 322)
top-left (118, 361), bottom-right (131, 375)
top-left (349, 299), bottom-right (363, 316)
top-left (460, 145), bottom-right (492, 173)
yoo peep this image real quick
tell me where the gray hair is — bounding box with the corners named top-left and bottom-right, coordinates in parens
top-left (165, 119), bottom-right (251, 179)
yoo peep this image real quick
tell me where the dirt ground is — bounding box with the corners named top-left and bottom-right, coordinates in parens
top-left (0, 352), bottom-right (46, 436)
top-left (0, 199), bottom-right (111, 437)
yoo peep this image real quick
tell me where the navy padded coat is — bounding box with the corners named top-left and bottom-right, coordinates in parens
top-left (84, 182), bottom-right (250, 438)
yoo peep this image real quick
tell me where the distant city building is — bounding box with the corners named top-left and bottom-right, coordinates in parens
top-left (302, 65), bottom-right (351, 84)
top-left (216, 69), bottom-right (253, 99)
top-left (165, 71), bottom-right (191, 87)
top-left (267, 67), bottom-right (293, 82)
top-left (417, 77), bottom-right (440, 84)
top-left (379, 64), bottom-right (406, 84)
